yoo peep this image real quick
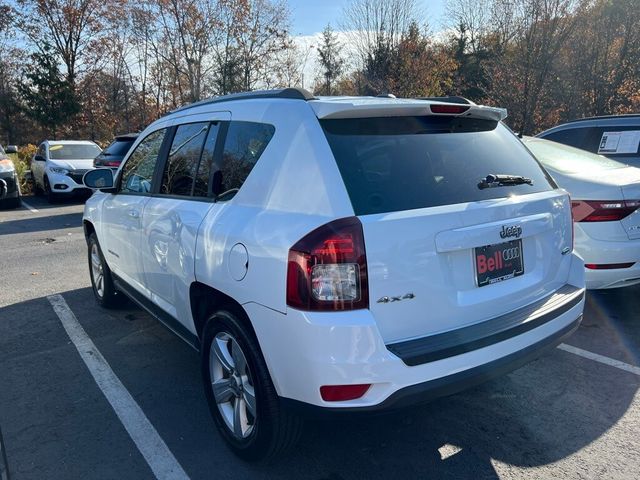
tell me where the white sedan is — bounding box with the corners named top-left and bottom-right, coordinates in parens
top-left (524, 137), bottom-right (640, 289)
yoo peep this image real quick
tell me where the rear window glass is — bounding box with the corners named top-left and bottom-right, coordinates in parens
top-left (525, 138), bottom-right (627, 174)
top-left (321, 117), bottom-right (554, 216)
top-left (103, 139), bottom-right (136, 156)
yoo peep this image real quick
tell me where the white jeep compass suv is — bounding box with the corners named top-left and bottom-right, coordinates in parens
top-left (82, 89), bottom-right (586, 460)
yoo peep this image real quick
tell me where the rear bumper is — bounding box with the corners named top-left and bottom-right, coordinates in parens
top-left (283, 314), bottom-right (581, 415)
top-left (575, 233), bottom-right (640, 289)
top-left (246, 281), bottom-right (585, 412)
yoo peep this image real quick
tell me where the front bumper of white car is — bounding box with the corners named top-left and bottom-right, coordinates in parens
top-left (47, 169), bottom-right (91, 194)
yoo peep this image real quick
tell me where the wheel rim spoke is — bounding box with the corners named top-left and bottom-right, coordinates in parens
top-left (243, 385), bottom-right (256, 418)
top-left (233, 397), bottom-right (245, 438)
top-left (212, 336), bottom-right (234, 373)
top-left (212, 378), bottom-right (235, 404)
top-left (231, 340), bottom-right (247, 375)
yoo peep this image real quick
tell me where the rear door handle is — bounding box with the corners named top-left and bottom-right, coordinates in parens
top-left (128, 209), bottom-right (140, 219)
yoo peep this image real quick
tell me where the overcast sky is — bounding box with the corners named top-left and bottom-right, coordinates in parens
top-left (288, 0), bottom-right (448, 35)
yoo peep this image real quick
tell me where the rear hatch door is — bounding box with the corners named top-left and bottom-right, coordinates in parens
top-left (321, 114), bottom-right (573, 343)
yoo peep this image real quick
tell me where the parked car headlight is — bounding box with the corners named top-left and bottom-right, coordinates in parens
top-left (0, 159), bottom-right (15, 173)
top-left (48, 166), bottom-right (69, 175)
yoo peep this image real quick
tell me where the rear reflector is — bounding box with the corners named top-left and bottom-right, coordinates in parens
top-left (572, 200), bottom-right (640, 222)
top-left (320, 384), bottom-right (371, 402)
top-left (429, 104), bottom-right (470, 114)
top-left (585, 263), bottom-right (635, 270)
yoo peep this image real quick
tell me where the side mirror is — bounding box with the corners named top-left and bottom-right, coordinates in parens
top-left (34, 155), bottom-right (46, 162)
top-left (83, 168), bottom-right (115, 191)
top-left (6, 145), bottom-right (18, 154)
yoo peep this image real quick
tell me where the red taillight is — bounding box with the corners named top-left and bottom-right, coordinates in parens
top-left (103, 161), bottom-right (120, 167)
top-left (320, 384), bottom-right (371, 402)
top-left (585, 262), bottom-right (635, 270)
top-left (429, 104), bottom-right (470, 114)
top-left (286, 217), bottom-right (369, 311)
top-left (572, 200), bottom-right (640, 222)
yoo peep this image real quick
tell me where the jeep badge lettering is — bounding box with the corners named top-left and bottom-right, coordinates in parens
top-left (500, 225), bottom-right (522, 239)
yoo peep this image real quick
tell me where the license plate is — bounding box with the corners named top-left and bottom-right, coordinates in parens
top-left (475, 239), bottom-right (524, 287)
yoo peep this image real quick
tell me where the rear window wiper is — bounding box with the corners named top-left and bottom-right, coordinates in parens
top-left (478, 174), bottom-right (533, 190)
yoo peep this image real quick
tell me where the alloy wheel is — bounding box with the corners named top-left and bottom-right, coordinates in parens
top-left (90, 243), bottom-right (104, 298)
top-left (209, 332), bottom-right (257, 439)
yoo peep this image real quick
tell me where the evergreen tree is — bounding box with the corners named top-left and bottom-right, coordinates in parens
top-left (316, 24), bottom-right (345, 95)
top-left (18, 45), bottom-right (80, 139)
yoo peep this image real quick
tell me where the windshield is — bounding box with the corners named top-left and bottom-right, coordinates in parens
top-left (49, 144), bottom-right (102, 160)
top-left (321, 117), bottom-right (554, 216)
top-left (0, 145), bottom-right (6, 159)
top-left (524, 137), bottom-right (627, 174)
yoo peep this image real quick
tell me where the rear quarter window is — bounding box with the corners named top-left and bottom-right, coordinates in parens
top-left (216, 121), bottom-right (275, 201)
top-left (321, 116), bottom-right (555, 216)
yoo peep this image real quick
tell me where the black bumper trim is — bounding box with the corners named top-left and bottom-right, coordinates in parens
top-left (281, 314), bottom-right (582, 416)
top-left (387, 285), bottom-right (584, 366)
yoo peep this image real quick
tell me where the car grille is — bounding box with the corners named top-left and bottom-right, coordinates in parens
top-left (66, 169), bottom-right (90, 185)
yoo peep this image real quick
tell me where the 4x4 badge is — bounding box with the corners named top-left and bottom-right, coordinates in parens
top-left (500, 225), bottom-right (522, 239)
top-left (377, 293), bottom-right (415, 304)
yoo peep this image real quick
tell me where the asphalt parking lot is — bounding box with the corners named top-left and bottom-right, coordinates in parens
top-left (1, 195), bottom-right (639, 480)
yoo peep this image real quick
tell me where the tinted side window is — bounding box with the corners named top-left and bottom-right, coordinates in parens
top-left (160, 123), bottom-right (208, 196)
top-left (194, 123), bottom-right (220, 197)
top-left (120, 129), bottom-right (166, 194)
top-left (541, 128), bottom-right (590, 149)
top-left (217, 121), bottom-right (275, 201)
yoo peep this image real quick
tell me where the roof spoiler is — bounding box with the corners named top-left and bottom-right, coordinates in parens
top-left (312, 100), bottom-right (507, 122)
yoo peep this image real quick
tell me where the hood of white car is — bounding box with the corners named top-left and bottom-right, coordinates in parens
top-left (48, 159), bottom-right (94, 170)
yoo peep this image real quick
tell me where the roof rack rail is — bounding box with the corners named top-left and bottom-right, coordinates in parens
top-left (564, 113), bottom-right (640, 123)
top-left (376, 93), bottom-right (397, 98)
top-left (418, 96), bottom-right (474, 105)
top-left (170, 88), bottom-right (316, 115)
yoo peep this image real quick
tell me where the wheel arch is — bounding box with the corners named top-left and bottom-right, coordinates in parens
top-left (189, 281), bottom-right (259, 344)
top-left (83, 220), bottom-right (96, 243)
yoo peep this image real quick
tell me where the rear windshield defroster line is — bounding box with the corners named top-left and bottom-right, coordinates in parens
top-left (321, 116), bottom-right (555, 216)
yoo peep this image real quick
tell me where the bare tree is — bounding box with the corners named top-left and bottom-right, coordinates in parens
top-left (234, 0), bottom-right (291, 91)
top-left (341, 0), bottom-right (420, 68)
top-left (16, 0), bottom-right (120, 86)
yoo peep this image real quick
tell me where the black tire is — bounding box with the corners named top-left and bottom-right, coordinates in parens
top-left (87, 233), bottom-right (120, 308)
top-left (201, 308), bottom-right (303, 462)
top-left (34, 178), bottom-right (43, 196)
top-left (44, 176), bottom-right (57, 203)
top-left (0, 196), bottom-right (21, 209)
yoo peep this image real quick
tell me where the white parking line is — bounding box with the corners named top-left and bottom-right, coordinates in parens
top-left (47, 294), bottom-right (190, 480)
top-left (20, 200), bottom-right (39, 213)
top-left (558, 343), bottom-right (640, 377)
